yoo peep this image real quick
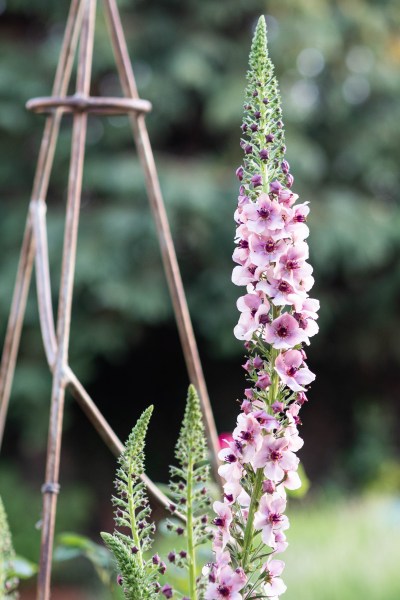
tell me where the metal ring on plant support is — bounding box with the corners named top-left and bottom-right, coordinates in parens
top-left (26, 94), bottom-right (152, 116)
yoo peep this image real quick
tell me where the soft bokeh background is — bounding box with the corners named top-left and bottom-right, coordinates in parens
top-left (1, 0), bottom-right (400, 597)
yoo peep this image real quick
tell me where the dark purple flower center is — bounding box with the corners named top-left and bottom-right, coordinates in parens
top-left (295, 214), bottom-right (306, 222)
top-left (286, 259), bottom-right (298, 270)
top-left (218, 585), bottom-right (231, 597)
top-left (278, 281), bottom-right (292, 293)
top-left (270, 450), bottom-right (282, 462)
top-left (248, 265), bottom-right (256, 275)
top-left (225, 454), bottom-right (237, 463)
top-left (214, 517), bottom-right (225, 527)
top-left (258, 208), bottom-right (270, 219)
top-left (239, 239), bottom-right (249, 249)
top-left (251, 308), bottom-right (257, 317)
top-left (265, 239), bottom-right (276, 253)
top-left (277, 326), bottom-right (288, 338)
top-left (241, 430), bottom-right (253, 442)
top-left (286, 366), bottom-right (297, 377)
top-left (269, 512), bottom-right (282, 525)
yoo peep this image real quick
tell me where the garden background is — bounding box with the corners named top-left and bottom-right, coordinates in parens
top-left (1, 0), bottom-right (400, 598)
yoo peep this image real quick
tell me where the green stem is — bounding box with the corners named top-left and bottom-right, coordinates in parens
top-left (128, 457), bottom-right (143, 568)
top-left (241, 467), bottom-right (264, 570)
top-left (187, 455), bottom-right (197, 600)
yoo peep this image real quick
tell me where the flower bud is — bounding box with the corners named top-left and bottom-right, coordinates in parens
top-left (236, 166), bottom-right (244, 181)
top-left (251, 174), bottom-right (262, 188)
top-left (262, 479), bottom-right (276, 494)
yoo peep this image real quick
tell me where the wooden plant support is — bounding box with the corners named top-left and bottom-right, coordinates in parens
top-left (0, 1), bottom-right (220, 597)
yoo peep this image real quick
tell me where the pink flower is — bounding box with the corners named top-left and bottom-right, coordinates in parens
top-left (218, 443), bottom-right (243, 482)
top-left (275, 350), bottom-right (315, 391)
top-left (234, 294), bottom-right (270, 340)
top-left (274, 531), bottom-right (289, 554)
top-left (285, 202), bottom-right (310, 240)
top-left (205, 565), bottom-right (247, 600)
top-left (261, 559), bottom-right (287, 597)
top-left (218, 432), bottom-right (234, 449)
top-left (232, 264), bottom-right (258, 286)
top-left (233, 413), bottom-right (262, 462)
top-left (293, 312), bottom-right (319, 345)
top-left (252, 435), bottom-right (299, 481)
top-left (264, 313), bottom-right (305, 350)
top-left (281, 469), bottom-right (302, 490)
top-left (257, 277), bottom-right (306, 308)
top-left (278, 188), bottom-right (298, 207)
top-left (243, 195), bottom-right (284, 234)
top-left (249, 234), bottom-right (287, 267)
top-left (252, 410), bottom-right (279, 431)
top-left (273, 242), bottom-right (309, 281)
top-left (213, 501), bottom-right (233, 550)
top-left (254, 493), bottom-right (289, 547)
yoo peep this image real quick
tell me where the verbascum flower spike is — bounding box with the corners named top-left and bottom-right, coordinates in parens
top-left (101, 406), bottom-right (160, 600)
top-left (166, 385), bottom-right (212, 600)
top-left (208, 16), bottom-right (319, 600)
top-left (0, 495), bottom-right (19, 598)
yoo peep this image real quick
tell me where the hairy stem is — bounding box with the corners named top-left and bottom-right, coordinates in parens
top-left (128, 455), bottom-right (143, 568)
top-left (241, 467), bottom-right (264, 570)
top-left (187, 453), bottom-right (197, 600)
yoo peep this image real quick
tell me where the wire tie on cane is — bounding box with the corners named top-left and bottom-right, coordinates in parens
top-left (41, 482), bottom-right (61, 495)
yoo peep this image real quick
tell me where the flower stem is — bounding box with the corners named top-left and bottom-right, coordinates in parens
top-left (241, 467), bottom-right (264, 570)
top-left (128, 455), bottom-right (143, 568)
top-left (187, 454), bottom-right (197, 600)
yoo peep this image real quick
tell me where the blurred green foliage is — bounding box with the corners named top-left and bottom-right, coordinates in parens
top-left (1, 0), bottom-right (400, 580)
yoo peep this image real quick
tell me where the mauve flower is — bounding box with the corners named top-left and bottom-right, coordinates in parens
top-left (275, 350), bottom-right (315, 391)
top-left (265, 132), bottom-right (274, 142)
top-left (257, 277), bottom-right (307, 309)
top-left (205, 565), bottom-right (247, 600)
top-left (281, 469), bottom-right (302, 490)
top-left (231, 264), bottom-right (258, 286)
top-left (264, 313), bottom-right (305, 350)
top-left (252, 434), bottom-right (299, 481)
top-left (252, 409), bottom-right (279, 431)
top-left (249, 233), bottom-right (287, 266)
top-left (234, 294), bottom-right (270, 340)
top-left (278, 187), bottom-right (298, 208)
top-left (274, 530), bottom-right (289, 554)
top-left (233, 413), bottom-right (262, 462)
top-left (243, 195), bottom-right (284, 234)
top-left (259, 148), bottom-right (269, 160)
top-left (218, 443), bottom-right (243, 482)
top-left (294, 311), bottom-right (319, 345)
top-left (213, 501), bottom-right (233, 550)
top-left (286, 202), bottom-right (310, 239)
top-left (274, 242), bottom-right (309, 280)
top-left (254, 493), bottom-right (289, 547)
top-left (261, 559), bottom-right (287, 596)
